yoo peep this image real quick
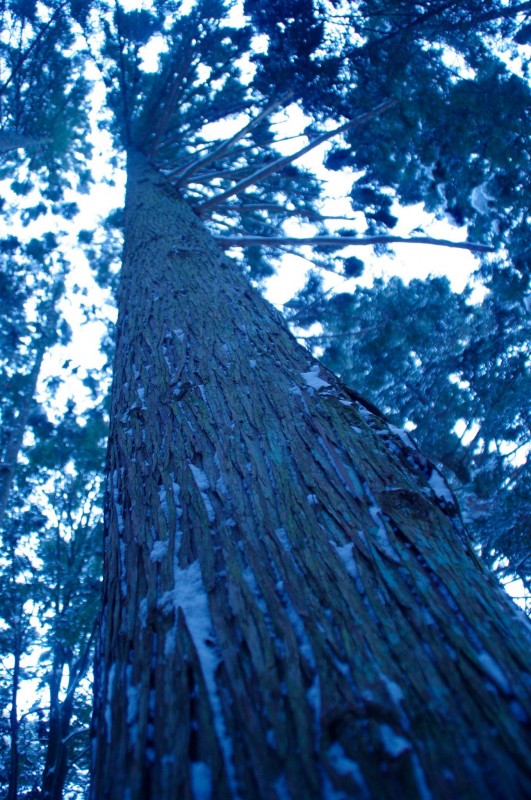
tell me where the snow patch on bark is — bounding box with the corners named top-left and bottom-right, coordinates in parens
top-left (113, 468), bottom-right (127, 599)
top-left (189, 464), bottom-right (215, 522)
top-left (332, 543), bottom-right (358, 579)
top-left (112, 469), bottom-right (125, 534)
top-left (105, 664), bottom-right (116, 744)
top-left (332, 541), bottom-right (368, 599)
top-left (427, 469), bottom-right (454, 507)
top-left (151, 540), bottom-right (168, 562)
top-left (274, 528), bottom-right (304, 577)
top-left (379, 723), bottom-right (411, 757)
top-left (158, 484), bottom-right (170, 521)
top-left (380, 674), bottom-right (405, 707)
top-left (326, 742), bottom-right (370, 796)
top-left (388, 423), bottom-right (416, 450)
top-left (300, 364), bottom-right (331, 390)
top-left (477, 651), bottom-right (511, 695)
top-left (213, 452), bottom-right (229, 497)
top-left (189, 464), bottom-right (209, 491)
top-left (159, 562), bottom-right (237, 795)
top-left (126, 665), bottom-right (139, 746)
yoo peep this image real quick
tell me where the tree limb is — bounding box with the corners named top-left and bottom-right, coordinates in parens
top-left (197, 100), bottom-right (396, 214)
top-left (174, 92), bottom-right (293, 186)
top-left (214, 234), bottom-right (495, 253)
top-left (212, 202), bottom-right (361, 223)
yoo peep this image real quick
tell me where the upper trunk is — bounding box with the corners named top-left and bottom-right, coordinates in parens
top-left (91, 150), bottom-right (531, 800)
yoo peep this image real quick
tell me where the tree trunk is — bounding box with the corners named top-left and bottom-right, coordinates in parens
top-left (41, 656), bottom-right (75, 800)
top-left (7, 626), bottom-right (21, 800)
top-left (42, 629), bottom-right (95, 800)
top-left (91, 149), bottom-right (531, 800)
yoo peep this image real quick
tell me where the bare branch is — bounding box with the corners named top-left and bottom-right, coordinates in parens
top-left (268, 244), bottom-right (345, 276)
top-left (212, 202), bottom-right (360, 223)
top-left (471, 1), bottom-right (531, 25)
top-left (148, 42), bottom-right (198, 157)
top-left (173, 92), bottom-right (293, 186)
top-left (181, 163), bottom-right (259, 185)
top-left (197, 100), bottom-right (397, 214)
top-left (295, 326), bottom-right (380, 340)
top-left (214, 234), bottom-right (495, 253)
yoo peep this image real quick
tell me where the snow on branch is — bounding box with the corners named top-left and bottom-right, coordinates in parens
top-left (196, 100), bottom-right (397, 214)
top-left (214, 234), bottom-right (495, 253)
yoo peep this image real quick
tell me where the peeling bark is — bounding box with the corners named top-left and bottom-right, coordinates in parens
top-left (91, 150), bottom-right (531, 800)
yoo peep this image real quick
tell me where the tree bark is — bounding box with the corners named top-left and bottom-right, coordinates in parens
top-left (91, 149), bottom-right (531, 800)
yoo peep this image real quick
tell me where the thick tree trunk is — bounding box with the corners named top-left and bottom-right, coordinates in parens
top-left (91, 150), bottom-right (531, 800)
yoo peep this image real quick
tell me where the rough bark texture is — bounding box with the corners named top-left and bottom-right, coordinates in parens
top-left (91, 150), bottom-right (531, 800)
